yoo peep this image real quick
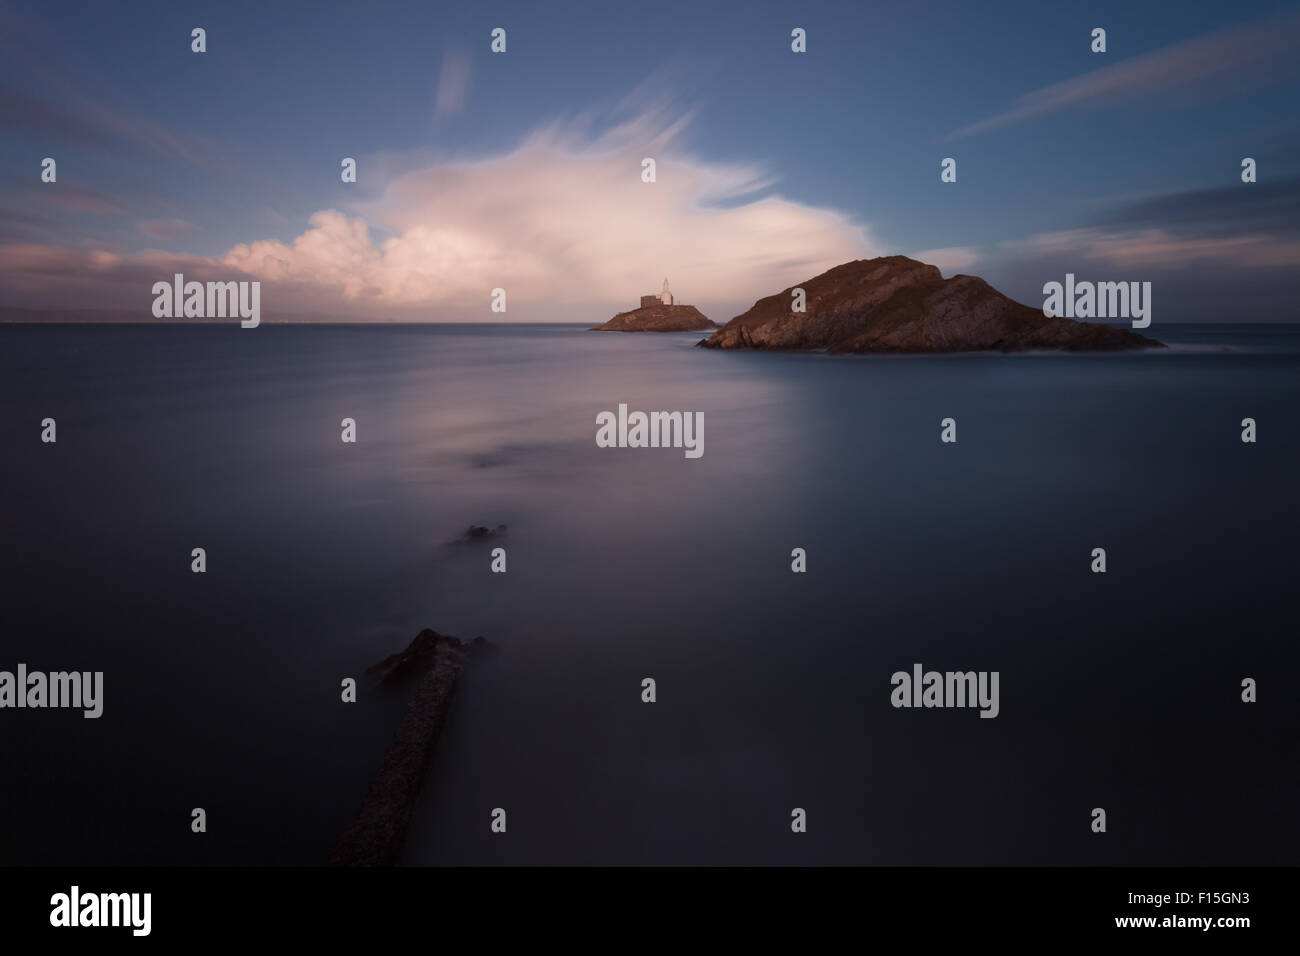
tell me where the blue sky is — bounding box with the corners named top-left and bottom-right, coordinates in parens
top-left (2, 0), bottom-right (1298, 320)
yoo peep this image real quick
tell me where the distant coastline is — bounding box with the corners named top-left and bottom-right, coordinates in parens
top-left (4, 308), bottom-right (1300, 328)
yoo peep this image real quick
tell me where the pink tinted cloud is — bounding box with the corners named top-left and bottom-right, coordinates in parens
top-left (221, 107), bottom-right (875, 314)
top-left (0, 107), bottom-right (875, 317)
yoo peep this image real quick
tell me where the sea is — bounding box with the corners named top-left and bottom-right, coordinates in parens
top-left (1, 321), bottom-right (1297, 865)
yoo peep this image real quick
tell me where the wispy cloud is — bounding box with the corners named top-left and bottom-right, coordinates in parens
top-left (1087, 178), bottom-right (1300, 238)
top-left (433, 50), bottom-right (471, 121)
top-left (941, 174), bottom-right (1300, 273)
top-left (139, 219), bottom-right (201, 240)
top-left (11, 183), bottom-right (126, 216)
top-left (0, 87), bottom-right (204, 164)
top-left (948, 10), bottom-right (1300, 140)
top-left (0, 6), bottom-right (212, 166)
top-left (917, 224), bottom-right (1300, 276)
top-left (1001, 227), bottom-right (1300, 270)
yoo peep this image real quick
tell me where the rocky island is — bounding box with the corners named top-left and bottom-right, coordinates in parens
top-left (591, 278), bottom-right (716, 332)
top-left (698, 257), bottom-right (1162, 353)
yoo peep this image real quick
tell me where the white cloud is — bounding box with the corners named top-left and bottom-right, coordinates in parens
top-left (220, 108), bottom-right (875, 316)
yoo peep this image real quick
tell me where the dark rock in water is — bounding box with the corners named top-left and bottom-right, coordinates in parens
top-left (590, 303), bottom-right (716, 332)
top-left (467, 635), bottom-right (499, 659)
top-left (331, 629), bottom-right (492, 866)
top-left (698, 256), bottom-right (1162, 353)
top-left (442, 524), bottom-right (508, 549)
top-left (455, 523), bottom-right (506, 543)
top-left (365, 628), bottom-right (443, 687)
top-left (366, 629), bottom-right (497, 687)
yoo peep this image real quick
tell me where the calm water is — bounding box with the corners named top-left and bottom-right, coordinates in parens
top-left (1, 322), bottom-right (1297, 865)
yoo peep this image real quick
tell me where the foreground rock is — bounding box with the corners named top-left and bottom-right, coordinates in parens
top-left (591, 303), bottom-right (716, 332)
top-left (698, 257), bottom-right (1162, 353)
top-left (331, 629), bottom-right (492, 866)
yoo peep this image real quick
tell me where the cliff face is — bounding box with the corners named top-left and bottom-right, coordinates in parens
top-left (591, 304), bottom-right (716, 332)
top-left (699, 257), bottom-right (1162, 352)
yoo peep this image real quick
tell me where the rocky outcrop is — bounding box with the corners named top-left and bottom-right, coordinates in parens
top-left (591, 303), bottom-right (716, 332)
top-left (331, 629), bottom-right (493, 866)
top-left (698, 257), bottom-right (1162, 352)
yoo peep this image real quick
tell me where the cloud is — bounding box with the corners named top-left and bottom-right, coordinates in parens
top-left (908, 246), bottom-right (980, 275)
top-left (7, 183), bottom-right (125, 216)
top-left (220, 107), bottom-right (874, 315)
top-left (1001, 227), bottom-right (1300, 270)
top-left (917, 222), bottom-right (1300, 322)
top-left (920, 175), bottom-right (1300, 277)
top-left (139, 219), bottom-right (200, 240)
top-left (0, 242), bottom-right (212, 304)
top-left (1088, 178), bottom-right (1300, 239)
top-left (948, 10), bottom-right (1300, 140)
top-left (433, 51), bottom-right (471, 121)
top-left (0, 105), bottom-right (874, 318)
top-left (925, 226), bottom-right (1300, 275)
top-left (0, 6), bottom-right (213, 167)
top-left (0, 81), bottom-right (204, 169)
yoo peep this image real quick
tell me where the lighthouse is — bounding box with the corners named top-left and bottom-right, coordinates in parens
top-left (638, 279), bottom-right (677, 309)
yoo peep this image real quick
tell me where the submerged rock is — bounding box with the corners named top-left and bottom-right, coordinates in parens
top-left (698, 257), bottom-right (1162, 353)
top-left (451, 524), bottom-right (507, 544)
top-left (332, 629), bottom-right (493, 866)
top-left (365, 627), bottom-right (444, 687)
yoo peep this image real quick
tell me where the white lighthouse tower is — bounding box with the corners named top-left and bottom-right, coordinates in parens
top-left (660, 278), bottom-right (673, 306)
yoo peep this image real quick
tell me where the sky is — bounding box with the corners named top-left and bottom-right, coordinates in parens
top-left (2, 0), bottom-right (1298, 322)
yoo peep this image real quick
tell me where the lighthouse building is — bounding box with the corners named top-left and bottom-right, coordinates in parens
top-left (640, 278), bottom-right (675, 308)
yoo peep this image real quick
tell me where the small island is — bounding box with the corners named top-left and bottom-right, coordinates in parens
top-left (698, 257), bottom-right (1163, 353)
top-left (590, 278), bottom-right (717, 332)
